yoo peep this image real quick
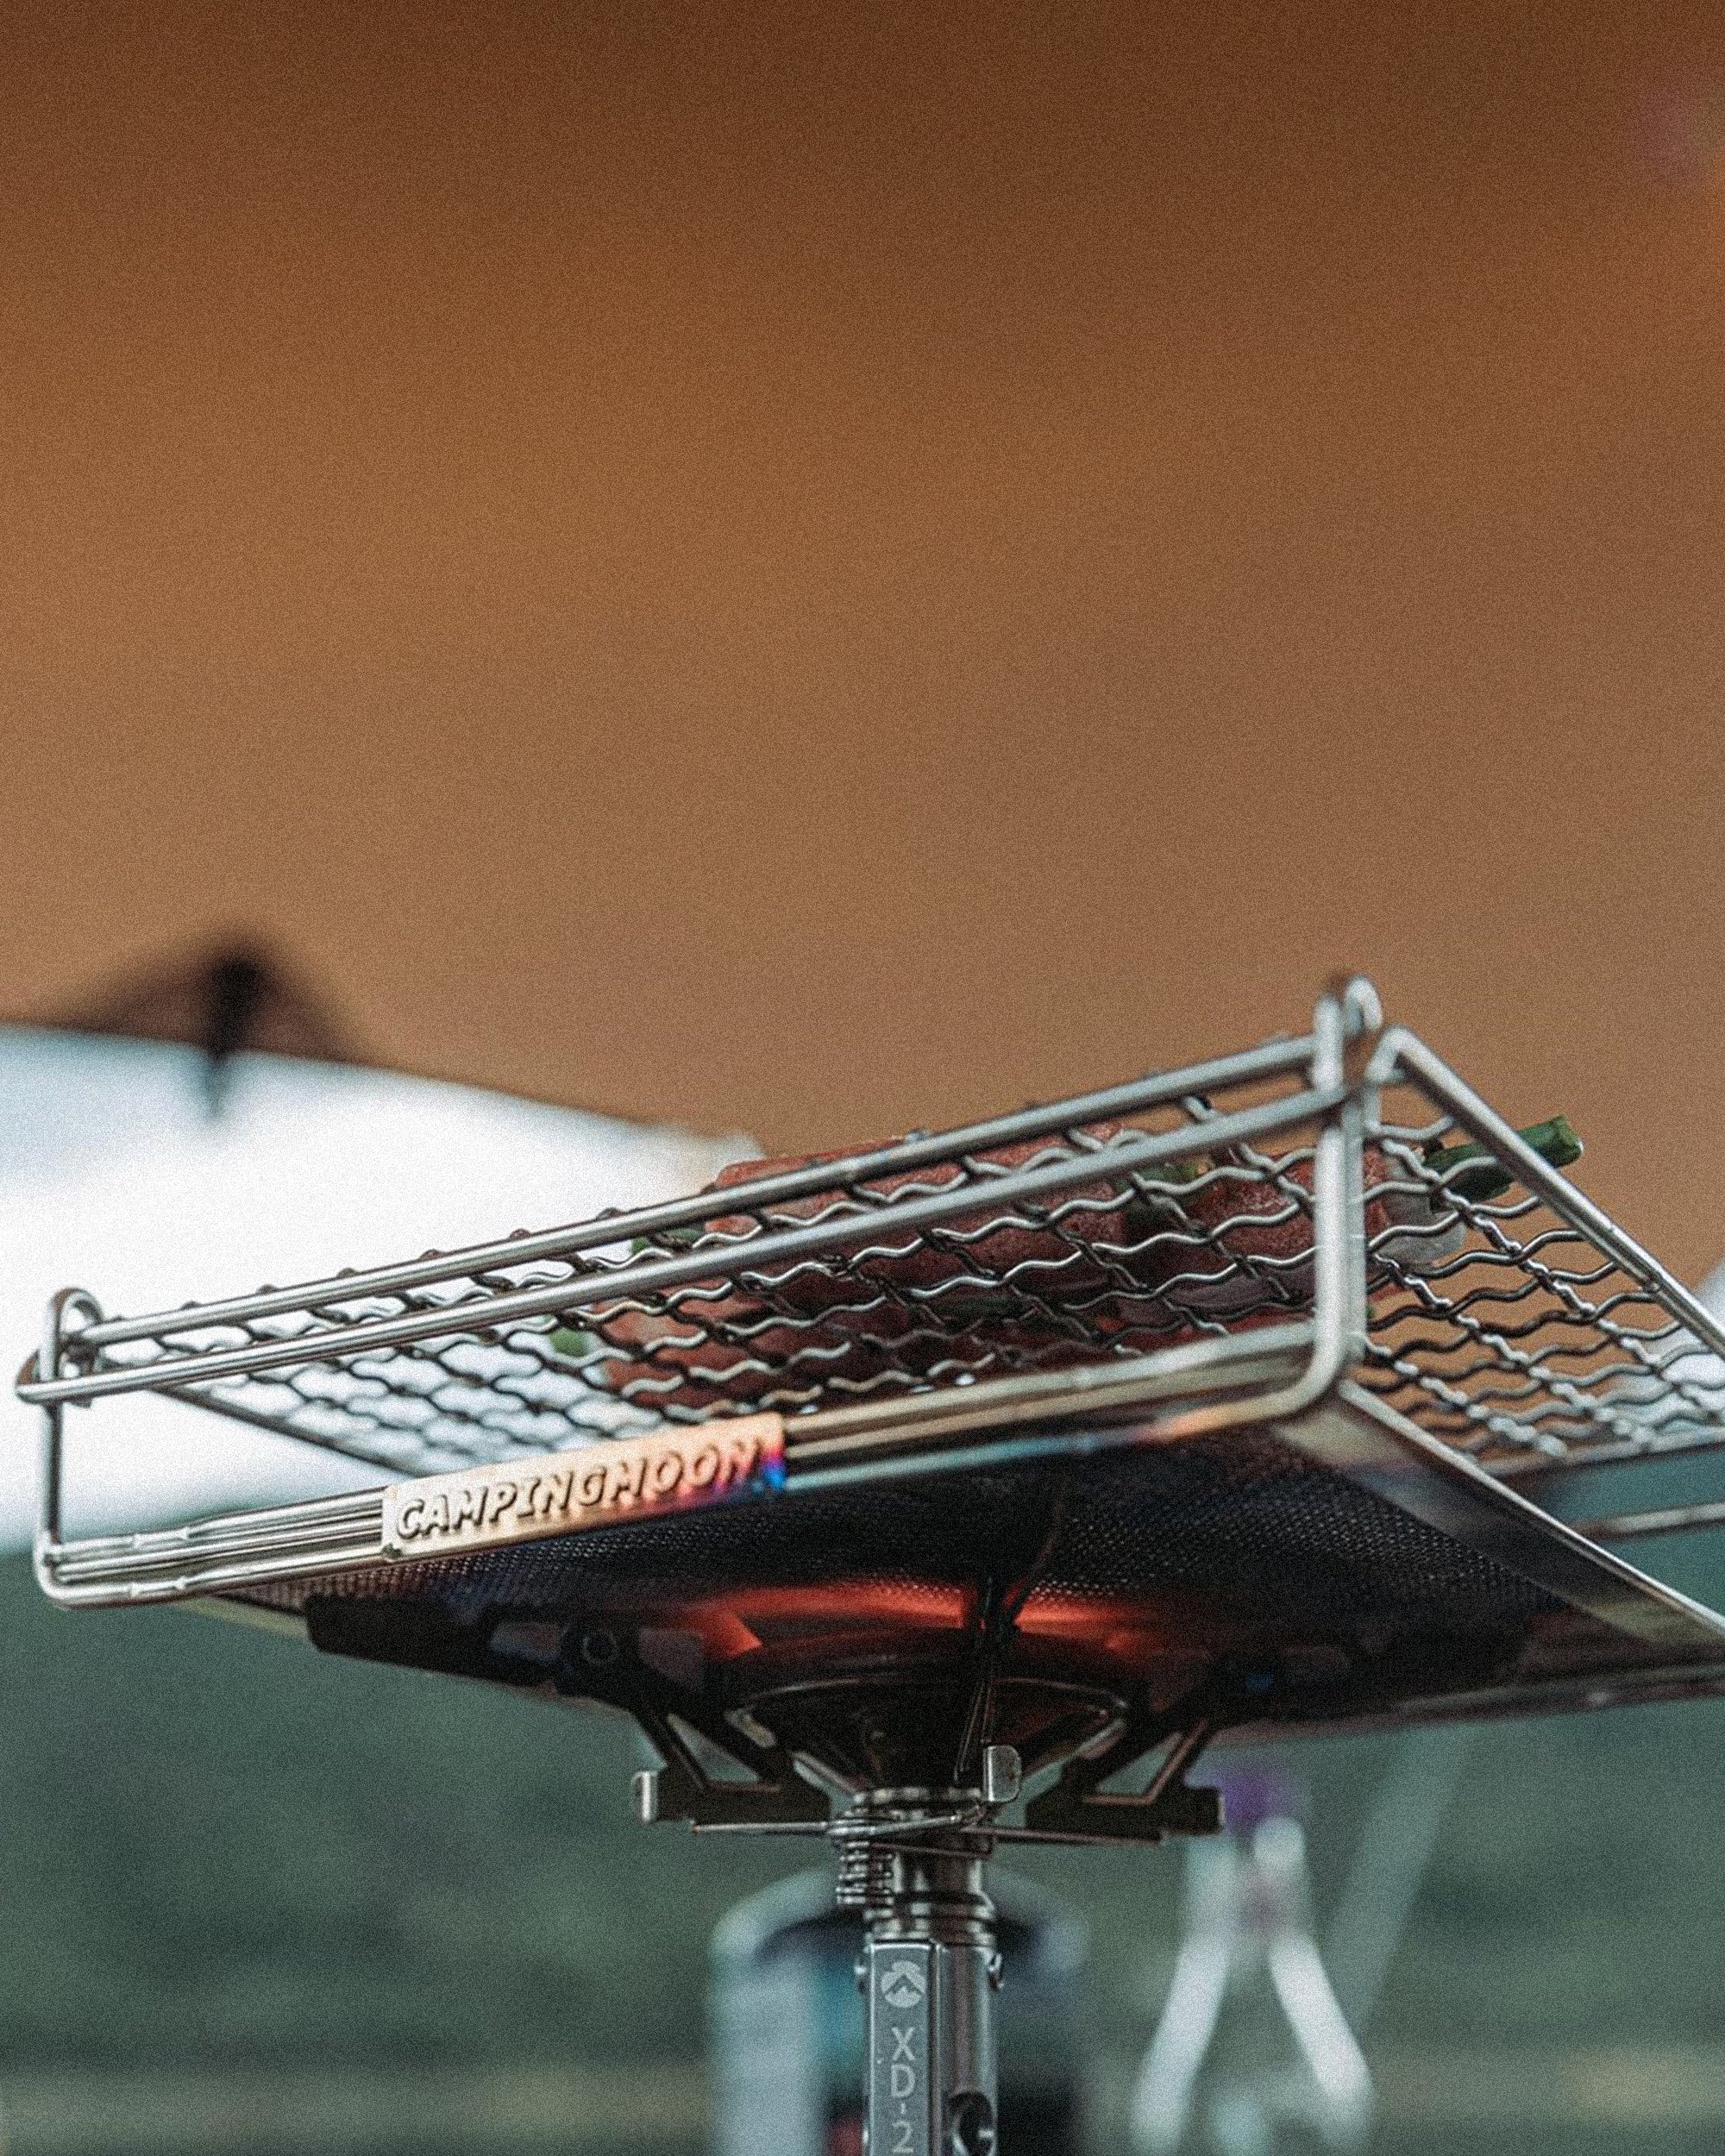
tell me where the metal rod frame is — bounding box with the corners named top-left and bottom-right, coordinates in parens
top-left (22, 977), bottom-right (1725, 1585)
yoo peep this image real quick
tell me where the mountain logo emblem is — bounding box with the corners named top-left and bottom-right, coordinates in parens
top-left (880, 1959), bottom-right (926, 2010)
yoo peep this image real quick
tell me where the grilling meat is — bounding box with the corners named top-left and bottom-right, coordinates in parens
top-left (552, 1117), bottom-right (1579, 1413)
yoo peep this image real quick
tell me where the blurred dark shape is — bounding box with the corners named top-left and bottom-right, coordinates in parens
top-left (711, 1870), bottom-right (1089, 2156)
top-left (41, 937), bottom-right (362, 1114)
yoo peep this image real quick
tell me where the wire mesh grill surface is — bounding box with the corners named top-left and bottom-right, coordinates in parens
top-left (29, 1006), bottom-right (1725, 1483)
top-left (1357, 1072), bottom-right (1725, 1470)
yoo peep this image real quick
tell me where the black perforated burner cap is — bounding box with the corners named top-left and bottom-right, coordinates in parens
top-left (230, 1420), bottom-right (1717, 1789)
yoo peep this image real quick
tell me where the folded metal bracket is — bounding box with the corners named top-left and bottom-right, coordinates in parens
top-left (1025, 1702), bottom-right (1223, 1845)
top-left (557, 1629), bottom-right (831, 1830)
top-left (633, 1752), bottom-right (829, 1829)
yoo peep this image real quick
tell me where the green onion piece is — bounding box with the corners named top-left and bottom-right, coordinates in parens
top-left (1422, 1115), bottom-right (1583, 1203)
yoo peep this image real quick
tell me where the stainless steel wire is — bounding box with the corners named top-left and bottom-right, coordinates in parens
top-left (18, 990), bottom-right (1725, 1486)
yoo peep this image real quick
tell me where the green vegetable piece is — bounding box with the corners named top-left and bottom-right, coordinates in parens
top-left (630, 1226), bottom-right (701, 1254)
top-left (1422, 1115), bottom-right (1583, 1204)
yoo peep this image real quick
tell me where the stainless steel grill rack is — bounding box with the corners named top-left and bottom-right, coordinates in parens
top-left (21, 978), bottom-right (1725, 1502)
top-left (22, 978), bottom-right (1725, 2156)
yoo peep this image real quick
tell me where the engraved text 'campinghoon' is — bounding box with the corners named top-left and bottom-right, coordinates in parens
top-left (380, 1415), bottom-right (785, 1560)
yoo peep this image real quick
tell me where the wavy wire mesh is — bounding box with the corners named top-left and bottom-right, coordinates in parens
top-left (53, 1048), bottom-right (1725, 1481)
top-left (66, 1068), bottom-right (1320, 1476)
top-left (1357, 1075), bottom-right (1725, 1470)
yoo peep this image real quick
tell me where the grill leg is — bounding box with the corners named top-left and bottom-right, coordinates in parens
top-left (862, 1845), bottom-right (1000, 2156)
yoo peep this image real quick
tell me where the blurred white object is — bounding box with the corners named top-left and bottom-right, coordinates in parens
top-left (1324, 1727), bottom-right (1471, 2041)
top-left (0, 1028), bottom-right (749, 1545)
top-left (1131, 1802), bottom-right (1371, 2156)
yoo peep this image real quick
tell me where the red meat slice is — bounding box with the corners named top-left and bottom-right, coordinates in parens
top-left (561, 1127), bottom-right (1453, 1413)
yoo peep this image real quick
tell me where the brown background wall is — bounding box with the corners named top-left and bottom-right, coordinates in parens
top-left (3, 3), bottom-right (1724, 1271)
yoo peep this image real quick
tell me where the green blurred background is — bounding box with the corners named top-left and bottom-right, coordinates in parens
top-left (6, 1534), bottom-right (1725, 2156)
